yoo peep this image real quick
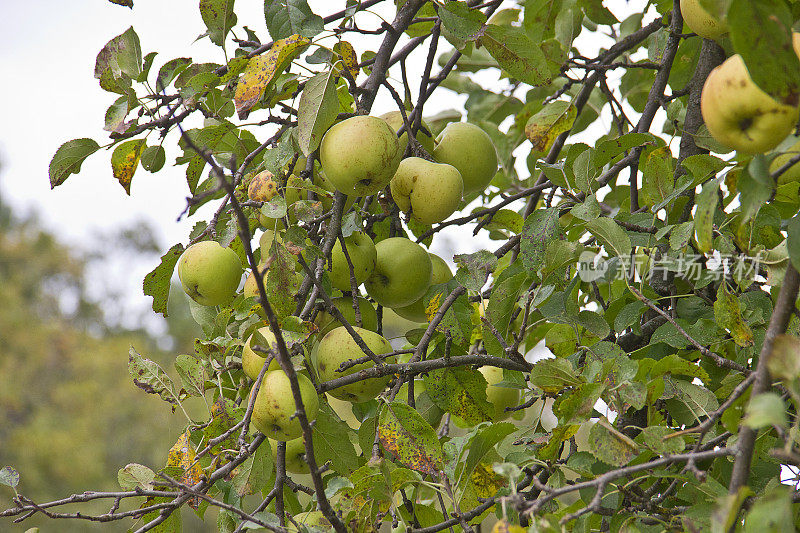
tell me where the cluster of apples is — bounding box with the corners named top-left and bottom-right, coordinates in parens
top-left (175, 113), bottom-right (520, 457)
top-left (681, 0), bottom-right (800, 156)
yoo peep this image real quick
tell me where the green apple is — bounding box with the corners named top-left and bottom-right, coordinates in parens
top-left (288, 511), bottom-right (331, 532)
top-left (315, 296), bottom-right (378, 336)
top-left (327, 232), bottom-right (377, 290)
top-left (479, 366), bottom-right (520, 421)
top-left (178, 241), bottom-right (243, 307)
top-left (394, 253), bottom-right (453, 323)
top-left (770, 139), bottom-right (800, 185)
top-left (241, 326), bottom-right (281, 381)
top-left (433, 122), bottom-right (498, 195)
top-left (390, 157), bottom-right (464, 225)
top-left (397, 379), bottom-right (444, 429)
top-left (680, 0), bottom-right (728, 40)
top-left (364, 237), bottom-right (432, 308)
top-left (319, 115), bottom-right (403, 196)
top-left (379, 110), bottom-right (435, 155)
top-left (701, 54), bottom-right (800, 154)
top-left (315, 326), bottom-right (395, 403)
top-left (269, 437), bottom-right (310, 474)
top-left (251, 370), bottom-right (319, 441)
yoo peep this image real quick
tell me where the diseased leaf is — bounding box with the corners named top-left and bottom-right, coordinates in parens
top-left (520, 208), bottom-right (563, 273)
top-left (234, 34), bottom-right (309, 118)
top-left (588, 418), bottom-right (638, 466)
top-left (264, 241), bottom-right (299, 319)
top-left (379, 402), bottom-right (444, 476)
top-left (128, 347), bottom-right (179, 405)
top-left (94, 27), bottom-right (142, 92)
top-left (49, 138), bottom-right (101, 188)
top-left (439, 1), bottom-right (487, 50)
top-left (714, 283), bottom-right (753, 347)
top-left (174, 354), bottom-right (205, 397)
top-left (333, 41), bottom-right (359, 80)
top-left (529, 358), bottom-right (582, 394)
top-left (203, 398), bottom-right (245, 455)
top-left (107, 0), bottom-right (133, 7)
top-left (142, 243), bottom-right (184, 317)
top-left (199, 0), bottom-right (237, 47)
top-left (453, 250), bottom-right (497, 292)
top-left (525, 101), bottom-right (577, 158)
top-left (424, 280), bottom-right (473, 346)
top-left (0, 466), bottom-right (20, 488)
top-left (111, 139), bottom-right (146, 194)
top-left (156, 57), bottom-right (192, 90)
top-left (479, 24), bottom-right (551, 86)
top-left (641, 426), bottom-right (685, 455)
top-left (423, 367), bottom-right (494, 426)
top-left (166, 430), bottom-right (204, 506)
top-left (297, 70), bottom-right (338, 156)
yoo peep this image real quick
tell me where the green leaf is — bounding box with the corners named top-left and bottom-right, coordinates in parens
top-left (0, 466), bottom-right (20, 488)
top-left (449, 422), bottom-right (516, 494)
top-left (127, 347), bottom-right (178, 405)
top-left (529, 357), bottom-right (582, 394)
top-left (111, 139), bottom-right (146, 195)
top-left (378, 402), bottom-right (444, 476)
top-left (174, 354), bottom-right (205, 397)
top-left (439, 2), bottom-right (487, 50)
top-left (297, 70), bottom-right (338, 156)
top-left (641, 426), bottom-right (685, 455)
top-left (49, 138), bottom-right (101, 188)
top-left (586, 218), bottom-right (632, 257)
top-left (203, 398), bottom-right (245, 454)
top-left (142, 243), bottom-right (184, 317)
top-left (744, 486), bottom-right (795, 533)
top-left (694, 177), bottom-right (719, 253)
top-left (787, 214), bottom-right (800, 272)
top-left (94, 27), bottom-right (142, 92)
top-left (264, 0), bottom-right (323, 40)
top-left (118, 463), bottom-right (156, 490)
top-left (520, 208), bottom-right (563, 273)
top-left (525, 101), bottom-right (577, 158)
top-left (641, 146), bottom-right (674, 207)
top-left (588, 418), bottom-right (638, 466)
top-left (728, 0), bottom-right (800, 103)
top-left (483, 262), bottom-right (528, 357)
top-left (313, 403), bottom-right (360, 475)
top-left (424, 280), bottom-right (473, 345)
top-left (743, 393), bottom-right (787, 429)
top-left (156, 57), bottom-right (192, 90)
top-left (591, 132), bottom-right (656, 169)
top-left (199, 0), bottom-right (238, 47)
top-left (231, 443), bottom-right (272, 496)
top-left (264, 241), bottom-right (299, 320)
top-left (714, 283), bottom-right (753, 347)
top-left (554, 382), bottom-right (605, 425)
top-left (423, 367), bottom-right (494, 426)
top-left (141, 145), bottom-right (166, 172)
top-left (479, 24), bottom-right (551, 86)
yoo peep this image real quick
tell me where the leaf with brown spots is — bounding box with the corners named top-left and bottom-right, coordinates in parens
top-left (334, 41), bottom-right (359, 80)
top-left (525, 101), bottom-right (577, 158)
top-left (588, 417), bottom-right (639, 467)
top-left (233, 34), bottom-right (309, 118)
top-left (166, 430), bottom-right (204, 507)
top-left (199, 0), bottom-right (237, 47)
top-left (714, 283), bottom-right (754, 347)
top-left (111, 138), bottom-right (146, 194)
top-left (378, 402), bottom-right (444, 477)
top-left (423, 367), bottom-right (494, 426)
top-left (203, 398), bottom-right (245, 454)
top-left (128, 346), bottom-right (179, 405)
top-left (479, 24), bottom-right (551, 87)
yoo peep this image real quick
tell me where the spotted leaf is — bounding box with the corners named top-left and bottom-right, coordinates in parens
top-left (378, 402), bottom-right (444, 477)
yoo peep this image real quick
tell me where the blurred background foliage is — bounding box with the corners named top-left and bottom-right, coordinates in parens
top-left (0, 185), bottom-right (212, 531)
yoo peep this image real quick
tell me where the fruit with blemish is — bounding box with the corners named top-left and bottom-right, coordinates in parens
top-left (250, 370), bottom-right (318, 441)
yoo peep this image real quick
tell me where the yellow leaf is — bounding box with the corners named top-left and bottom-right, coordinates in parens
top-left (234, 34), bottom-right (310, 118)
top-left (334, 40), bottom-right (359, 80)
top-left (525, 101), bottom-right (577, 158)
top-left (166, 430), bottom-right (203, 489)
top-left (111, 139), bottom-right (146, 195)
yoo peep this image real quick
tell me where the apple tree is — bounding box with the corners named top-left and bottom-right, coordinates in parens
top-left (5, 0), bottom-right (800, 531)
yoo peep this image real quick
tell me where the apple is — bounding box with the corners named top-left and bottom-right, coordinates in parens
top-left (390, 157), bottom-right (464, 225)
top-left (319, 115), bottom-right (403, 196)
top-left (701, 54), bottom-right (800, 154)
top-left (364, 237), bottom-right (432, 308)
top-left (315, 326), bottom-right (395, 403)
top-left (394, 253), bottom-right (453, 323)
top-left (269, 437), bottom-right (310, 474)
top-left (770, 139), bottom-right (800, 185)
top-left (680, 0), bottom-right (728, 40)
top-left (327, 232), bottom-right (377, 291)
top-left (491, 519), bottom-right (527, 533)
top-left (288, 511), bottom-right (331, 532)
top-left (177, 241), bottom-right (243, 307)
top-left (248, 170), bottom-right (279, 202)
top-left (241, 326), bottom-right (281, 380)
top-left (251, 370), bottom-right (319, 441)
top-left (379, 110), bottom-right (435, 155)
top-left (479, 365), bottom-right (521, 421)
top-left (433, 122), bottom-right (498, 195)
top-left (315, 296), bottom-right (378, 336)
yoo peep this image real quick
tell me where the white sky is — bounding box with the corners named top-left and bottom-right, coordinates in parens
top-left (0, 1), bottom-right (638, 322)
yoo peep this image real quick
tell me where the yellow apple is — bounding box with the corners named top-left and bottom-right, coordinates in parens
top-left (390, 157), bottom-right (464, 225)
top-left (479, 365), bottom-right (521, 421)
top-left (394, 253), bottom-right (453, 323)
top-left (701, 54), bottom-right (799, 154)
top-left (379, 110), bottom-right (435, 155)
top-left (251, 370), bottom-right (318, 441)
top-left (769, 139), bottom-right (800, 185)
top-left (314, 296), bottom-right (378, 336)
top-left (269, 437), bottom-right (310, 474)
top-left (177, 241), bottom-right (243, 307)
top-left (327, 232), bottom-right (376, 291)
top-left (680, 0), bottom-right (728, 40)
top-left (241, 326), bottom-right (281, 381)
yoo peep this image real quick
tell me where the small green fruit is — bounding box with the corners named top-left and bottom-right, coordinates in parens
top-left (365, 237), bottom-right (432, 308)
top-left (178, 241), bottom-right (243, 307)
top-left (251, 371), bottom-right (319, 441)
top-left (390, 157), bottom-right (463, 225)
top-left (319, 115), bottom-right (403, 196)
top-left (433, 122), bottom-right (498, 195)
top-left (316, 326), bottom-right (394, 403)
